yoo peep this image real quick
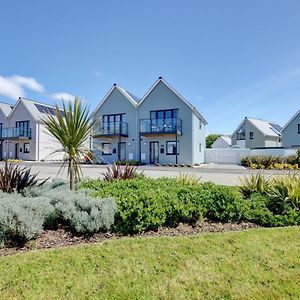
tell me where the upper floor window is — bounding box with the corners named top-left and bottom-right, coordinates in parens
top-left (150, 109), bottom-right (178, 120)
top-left (103, 114), bottom-right (123, 124)
top-left (199, 120), bottom-right (202, 130)
top-left (16, 120), bottom-right (30, 129)
top-left (250, 132), bottom-right (254, 139)
top-left (199, 142), bottom-right (202, 152)
top-left (298, 124), bottom-right (300, 134)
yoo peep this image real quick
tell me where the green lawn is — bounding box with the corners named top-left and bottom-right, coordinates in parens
top-left (0, 227), bottom-right (299, 300)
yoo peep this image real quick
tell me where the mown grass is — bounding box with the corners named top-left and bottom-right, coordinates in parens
top-left (0, 227), bottom-right (299, 299)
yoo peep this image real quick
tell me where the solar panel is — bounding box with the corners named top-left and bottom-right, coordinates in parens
top-left (269, 123), bottom-right (282, 133)
top-left (34, 103), bottom-right (65, 117)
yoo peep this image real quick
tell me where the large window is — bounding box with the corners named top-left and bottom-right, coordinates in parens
top-left (166, 141), bottom-right (179, 155)
top-left (150, 109), bottom-right (178, 132)
top-left (102, 143), bottom-right (112, 155)
top-left (102, 114), bottom-right (123, 133)
top-left (16, 121), bottom-right (30, 137)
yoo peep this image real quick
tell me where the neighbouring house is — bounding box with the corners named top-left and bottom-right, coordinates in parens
top-left (0, 97), bottom-right (65, 161)
top-left (211, 135), bottom-right (231, 148)
top-left (282, 109), bottom-right (300, 148)
top-left (92, 77), bottom-right (207, 165)
top-left (231, 117), bottom-right (282, 149)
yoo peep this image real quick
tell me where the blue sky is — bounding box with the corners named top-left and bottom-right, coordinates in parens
top-left (0, 0), bottom-right (300, 134)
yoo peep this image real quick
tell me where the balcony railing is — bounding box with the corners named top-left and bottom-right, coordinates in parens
top-left (237, 133), bottom-right (245, 140)
top-left (0, 127), bottom-right (32, 139)
top-left (93, 121), bottom-right (128, 137)
top-left (140, 118), bottom-right (182, 135)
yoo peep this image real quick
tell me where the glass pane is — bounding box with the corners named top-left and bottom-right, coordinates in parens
top-left (165, 110), bottom-right (172, 118)
top-left (150, 111), bottom-right (156, 119)
top-left (157, 111), bottom-right (164, 119)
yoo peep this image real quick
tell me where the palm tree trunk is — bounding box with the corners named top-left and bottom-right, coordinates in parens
top-left (69, 159), bottom-right (75, 190)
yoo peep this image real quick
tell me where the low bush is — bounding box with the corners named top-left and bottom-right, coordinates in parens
top-left (241, 155), bottom-right (299, 170)
top-left (0, 183), bottom-right (117, 247)
top-left (82, 178), bottom-right (246, 233)
top-left (0, 194), bottom-right (54, 246)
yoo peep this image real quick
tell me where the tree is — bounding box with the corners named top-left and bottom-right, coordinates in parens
top-left (206, 134), bottom-right (220, 148)
top-left (42, 98), bottom-right (93, 190)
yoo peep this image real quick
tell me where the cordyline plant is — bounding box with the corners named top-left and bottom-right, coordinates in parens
top-left (0, 161), bottom-right (48, 193)
top-left (42, 98), bottom-right (94, 190)
top-left (102, 163), bottom-right (141, 181)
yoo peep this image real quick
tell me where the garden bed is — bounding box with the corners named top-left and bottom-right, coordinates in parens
top-left (0, 221), bottom-right (258, 256)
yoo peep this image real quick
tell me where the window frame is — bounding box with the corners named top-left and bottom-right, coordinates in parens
top-left (166, 141), bottom-right (179, 156)
top-left (298, 124), bottom-right (300, 134)
top-left (24, 143), bottom-right (30, 153)
top-left (101, 143), bottom-right (112, 155)
top-left (249, 131), bottom-right (254, 139)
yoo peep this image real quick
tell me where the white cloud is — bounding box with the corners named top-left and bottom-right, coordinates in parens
top-left (0, 75), bottom-right (45, 99)
top-left (51, 92), bottom-right (76, 102)
top-left (10, 75), bottom-right (45, 93)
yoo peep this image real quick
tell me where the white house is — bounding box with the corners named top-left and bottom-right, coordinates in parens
top-left (0, 97), bottom-right (65, 161)
top-left (211, 135), bottom-right (231, 149)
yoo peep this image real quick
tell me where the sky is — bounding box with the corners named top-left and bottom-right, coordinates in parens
top-left (0, 0), bottom-right (300, 134)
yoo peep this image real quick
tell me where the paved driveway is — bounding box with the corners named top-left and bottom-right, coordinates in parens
top-left (2, 162), bottom-right (287, 186)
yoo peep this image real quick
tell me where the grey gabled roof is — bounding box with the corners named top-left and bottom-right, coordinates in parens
top-left (282, 109), bottom-right (300, 131)
top-left (8, 97), bottom-right (62, 122)
top-left (138, 77), bottom-right (208, 124)
top-left (233, 117), bottom-right (282, 138)
top-left (92, 84), bottom-right (139, 117)
top-left (0, 102), bottom-right (14, 117)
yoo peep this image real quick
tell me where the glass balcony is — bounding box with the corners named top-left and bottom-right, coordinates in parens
top-left (0, 127), bottom-right (32, 139)
top-left (140, 118), bottom-right (182, 135)
top-left (93, 121), bottom-right (128, 137)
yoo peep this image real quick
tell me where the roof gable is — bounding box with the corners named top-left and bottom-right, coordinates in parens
top-left (138, 78), bottom-right (207, 124)
top-left (282, 109), bottom-right (300, 131)
top-left (92, 85), bottom-right (139, 117)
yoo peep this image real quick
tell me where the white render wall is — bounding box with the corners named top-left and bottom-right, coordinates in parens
top-left (205, 148), bottom-right (297, 165)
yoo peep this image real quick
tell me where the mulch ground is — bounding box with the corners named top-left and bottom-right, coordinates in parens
top-left (0, 221), bottom-right (259, 256)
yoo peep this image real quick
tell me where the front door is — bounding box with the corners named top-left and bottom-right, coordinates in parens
top-left (15, 143), bottom-right (19, 159)
top-left (150, 141), bottom-right (159, 164)
top-left (118, 142), bottom-right (126, 161)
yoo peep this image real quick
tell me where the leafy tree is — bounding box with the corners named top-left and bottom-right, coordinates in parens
top-left (206, 134), bottom-right (220, 148)
top-left (42, 98), bottom-right (93, 190)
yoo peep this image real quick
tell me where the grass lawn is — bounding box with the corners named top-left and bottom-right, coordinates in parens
top-left (0, 227), bottom-right (299, 300)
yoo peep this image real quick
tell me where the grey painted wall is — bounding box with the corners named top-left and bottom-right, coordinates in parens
top-left (92, 81), bottom-right (207, 165)
top-left (232, 118), bottom-right (281, 149)
top-left (282, 113), bottom-right (300, 147)
top-left (92, 88), bottom-right (138, 164)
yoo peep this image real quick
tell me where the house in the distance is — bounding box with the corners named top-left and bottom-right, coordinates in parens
top-left (211, 135), bottom-right (231, 149)
top-left (231, 117), bottom-right (282, 149)
top-left (0, 97), bottom-right (65, 161)
top-left (282, 109), bottom-right (300, 148)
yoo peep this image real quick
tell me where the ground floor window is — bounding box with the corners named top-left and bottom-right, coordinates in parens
top-left (199, 143), bottom-right (202, 152)
top-left (102, 143), bottom-right (112, 155)
top-left (24, 143), bottom-right (30, 153)
top-left (166, 141), bottom-right (179, 155)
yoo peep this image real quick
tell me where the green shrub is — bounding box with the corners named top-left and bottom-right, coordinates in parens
top-left (81, 178), bottom-right (245, 233)
top-left (239, 173), bottom-right (270, 198)
top-left (175, 173), bottom-right (201, 186)
top-left (267, 174), bottom-right (300, 213)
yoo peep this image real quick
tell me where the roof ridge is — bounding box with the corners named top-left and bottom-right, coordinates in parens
top-left (19, 97), bottom-right (57, 108)
top-left (246, 116), bottom-right (280, 125)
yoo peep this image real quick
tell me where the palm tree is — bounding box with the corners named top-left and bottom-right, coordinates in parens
top-left (42, 98), bottom-right (93, 190)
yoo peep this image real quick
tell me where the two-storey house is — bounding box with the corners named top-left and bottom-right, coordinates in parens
top-left (0, 97), bottom-right (65, 161)
top-left (231, 117), bottom-right (282, 149)
top-left (92, 77), bottom-right (207, 165)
